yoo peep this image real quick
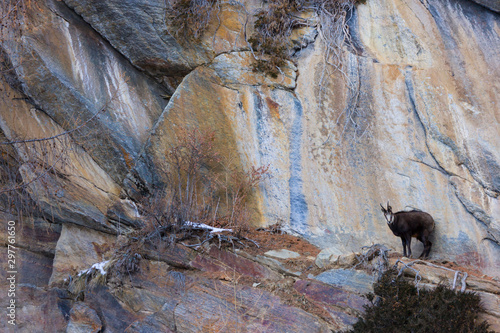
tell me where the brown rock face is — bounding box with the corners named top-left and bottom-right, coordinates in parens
top-left (49, 224), bottom-right (116, 285)
top-left (66, 302), bottom-right (102, 333)
top-left (0, 286), bottom-right (70, 333)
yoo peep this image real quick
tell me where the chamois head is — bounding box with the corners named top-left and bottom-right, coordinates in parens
top-left (380, 202), bottom-right (394, 224)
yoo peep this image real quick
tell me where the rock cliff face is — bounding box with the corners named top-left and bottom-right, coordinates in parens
top-left (0, 0), bottom-right (499, 331)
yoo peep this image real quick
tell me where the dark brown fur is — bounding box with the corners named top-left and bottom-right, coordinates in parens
top-left (380, 202), bottom-right (435, 259)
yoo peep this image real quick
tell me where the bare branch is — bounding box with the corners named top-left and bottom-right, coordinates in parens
top-left (0, 104), bottom-right (108, 145)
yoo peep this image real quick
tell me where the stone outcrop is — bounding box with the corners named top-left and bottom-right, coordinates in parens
top-left (66, 302), bottom-right (103, 333)
top-left (62, 0), bottom-right (253, 90)
top-left (49, 223), bottom-right (116, 285)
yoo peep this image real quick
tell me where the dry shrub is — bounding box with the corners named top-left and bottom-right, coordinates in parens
top-left (166, 0), bottom-right (363, 78)
top-left (248, 0), bottom-right (363, 77)
top-left (137, 126), bottom-right (268, 242)
top-left (216, 161), bottom-right (269, 234)
top-left (168, 0), bottom-right (219, 40)
top-left (162, 127), bottom-right (221, 226)
top-left (249, 0), bottom-right (303, 77)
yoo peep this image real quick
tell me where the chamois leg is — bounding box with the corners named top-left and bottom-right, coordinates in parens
top-left (417, 235), bottom-right (426, 259)
top-left (424, 240), bottom-right (432, 259)
top-left (401, 237), bottom-right (407, 257)
top-left (419, 232), bottom-right (432, 259)
top-left (406, 236), bottom-right (412, 258)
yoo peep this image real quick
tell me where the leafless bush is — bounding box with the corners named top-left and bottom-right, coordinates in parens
top-left (135, 127), bottom-right (268, 246)
top-left (162, 127), bottom-right (221, 225)
top-left (216, 159), bottom-right (269, 234)
top-left (248, 0), bottom-right (304, 77)
top-left (168, 0), bottom-right (220, 40)
top-left (316, 0), bottom-right (359, 73)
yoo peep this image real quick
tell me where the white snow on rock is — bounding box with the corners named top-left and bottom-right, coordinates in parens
top-left (184, 221), bottom-right (233, 234)
top-left (78, 260), bottom-right (110, 276)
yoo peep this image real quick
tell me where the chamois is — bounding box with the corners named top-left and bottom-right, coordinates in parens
top-left (380, 202), bottom-right (435, 259)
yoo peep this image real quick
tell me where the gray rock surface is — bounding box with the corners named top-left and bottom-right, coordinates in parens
top-left (470, 0), bottom-right (500, 12)
top-left (314, 268), bottom-right (375, 294)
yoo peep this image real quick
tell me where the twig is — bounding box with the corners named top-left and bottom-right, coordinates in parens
top-left (0, 103), bottom-right (108, 145)
top-left (393, 259), bottom-right (469, 293)
top-left (393, 259), bottom-right (423, 294)
top-left (242, 236), bottom-right (259, 248)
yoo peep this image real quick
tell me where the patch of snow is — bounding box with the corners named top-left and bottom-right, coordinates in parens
top-left (184, 221), bottom-right (233, 234)
top-left (264, 249), bottom-right (300, 259)
top-left (78, 260), bottom-right (110, 277)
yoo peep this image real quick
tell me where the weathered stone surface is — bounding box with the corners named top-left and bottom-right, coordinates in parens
top-left (191, 245), bottom-right (282, 280)
top-left (62, 0), bottom-right (209, 82)
top-left (0, 0), bottom-right (499, 329)
top-left (0, 247), bottom-right (53, 288)
top-left (2, 0), bottom-right (168, 185)
top-left (130, 51), bottom-right (302, 226)
top-left (336, 253), bottom-right (360, 268)
top-left (50, 224), bottom-right (116, 285)
top-left (125, 312), bottom-right (176, 333)
top-left (66, 302), bottom-right (102, 333)
top-left (109, 0), bottom-right (500, 279)
top-left (291, 0), bottom-right (500, 277)
top-left (483, 313), bottom-right (500, 333)
top-left (0, 211), bottom-right (61, 257)
top-left (470, 0), bottom-right (500, 12)
top-left (113, 259), bottom-right (332, 333)
top-left (174, 279), bottom-right (331, 332)
top-left (141, 242), bottom-right (197, 270)
top-left (62, 0), bottom-right (251, 86)
top-left (0, 212), bottom-right (59, 287)
top-left (294, 279), bottom-right (370, 330)
top-left (1, 0), bottom-right (499, 280)
top-left (314, 268), bottom-right (374, 294)
top-left (106, 199), bottom-right (143, 229)
top-left (0, 79), bottom-right (126, 232)
top-left (477, 291), bottom-right (500, 318)
top-left (315, 247), bottom-right (344, 268)
top-left (0, 286), bottom-right (70, 333)
top-left (254, 255), bottom-right (302, 277)
top-left (84, 286), bottom-right (139, 332)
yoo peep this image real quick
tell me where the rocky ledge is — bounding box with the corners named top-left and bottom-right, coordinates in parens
top-left (3, 228), bottom-right (499, 333)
